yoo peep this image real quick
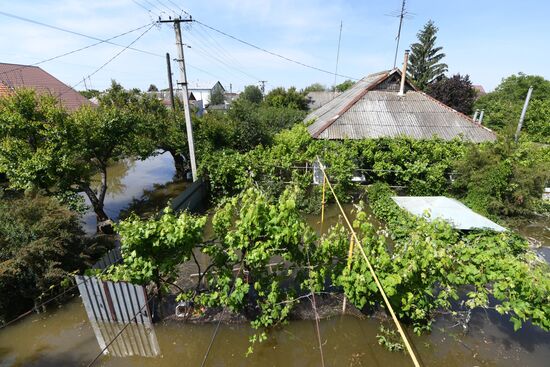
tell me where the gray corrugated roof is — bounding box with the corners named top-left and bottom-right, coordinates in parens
top-left (306, 69), bottom-right (496, 143)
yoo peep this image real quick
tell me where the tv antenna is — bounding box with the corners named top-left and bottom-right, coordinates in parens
top-left (333, 20), bottom-right (343, 89)
top-left (386, 0), bottom-right (415, 69)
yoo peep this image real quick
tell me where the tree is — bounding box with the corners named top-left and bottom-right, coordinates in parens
top-left (79, 89), bottom-right (100, 99)
top-left (0, 193), bottom-right (108, 322)
top-left (334, 80), bottom-right (354, 92)
top-left (474, 73), bottom-right (550, 141)
top-left (426, 74), bottom-right (476, 114)
top-left (210, 86), bottom-right (225, 105)
top-left (303, 83), bottom-right (326, 93)
top-left (408, 20), bottom-right (448, 90)
top-left (263, 87), bottom-right (308, 111)
top-left (0, 85), bottom-right (156, 229)
top-left (240, 85), bottom-right (263, 104)
top-left (147, 84), bottom-right (159, 92)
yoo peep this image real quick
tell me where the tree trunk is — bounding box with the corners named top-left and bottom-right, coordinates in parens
top-left (82, 185), bottom-right (109, 222)
top-left (169, 149), bottom-right (187, 179)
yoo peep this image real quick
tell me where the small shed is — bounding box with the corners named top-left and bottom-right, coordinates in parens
top-left (392, 196), bottom-right (506, 232)
top-left (306, 69), bottom-right (496, 143)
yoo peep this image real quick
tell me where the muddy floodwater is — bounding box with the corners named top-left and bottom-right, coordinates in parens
top-left (1, 154), bottom-right (549, 366)
top-left (81, 152), bottom-right (188, 234)
top-left (1, 297), bottom-right (549, 367)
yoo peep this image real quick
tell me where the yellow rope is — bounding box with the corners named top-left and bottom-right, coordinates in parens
top-left (317, 158), bottom-right (421, 367)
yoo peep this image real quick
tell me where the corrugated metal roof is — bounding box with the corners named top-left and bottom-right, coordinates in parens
top-left (392, 196), bottom-right (506, 232)
top-left (306, 69), bottom-right (496, 143)
top-left (0, 62), bottom-right (91, 111)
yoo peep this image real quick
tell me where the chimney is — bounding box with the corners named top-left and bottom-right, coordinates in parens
top-left (473, 109), bottom-right (479, 122)
top-left (398, 49), bottom-right (410, 96)
top-left (478, 110), bottom-right (484, 125)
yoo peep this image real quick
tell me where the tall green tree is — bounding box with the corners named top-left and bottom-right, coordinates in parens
top-left (240, 85), bottom-right (263, 104)
top-left (408, 20), bottom-right (448, 90)
top-left (210, 87), bottom-right (225, 105)
top-left (334, 79), bottom-right (354, 92)
top-left (263, 87), bottom-right (308, 111)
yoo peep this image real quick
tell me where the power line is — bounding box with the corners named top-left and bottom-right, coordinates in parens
top-left (192, 19), bottom-right (359, 81)
top-left (0, 10), bottom-right (162, 58)
top-left (86, 299), bottom-right (152, 367)
top-left (0, 23), bottom-right (155, 77)
top-left (59, 23), bottom-right (156, 97)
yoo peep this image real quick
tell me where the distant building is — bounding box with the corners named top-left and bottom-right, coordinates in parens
top-left (0, 62), bottom-right (91, 111)
top-left (188, 81), bottom-right (225, 106)
top-left (472, 85), bottom-right (487, 97)
top-left (306, 69), bottom-right (496, 143)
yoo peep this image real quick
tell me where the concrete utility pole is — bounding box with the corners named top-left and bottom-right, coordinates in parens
top-left (259, 80), bottom-right (267, 95)
top-left (515, 86), bottom-right (533, 143)
top-left (165, 52), bottom-right (176, 111)
top-left (160, 16), bottom-right (198, 181)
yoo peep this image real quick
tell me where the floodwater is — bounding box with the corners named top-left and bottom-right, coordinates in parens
top-left (81, 152), bottom-right (188, 234)
top-left (1, 296), bottom-right (549, 366)
top-left (2, 158), bottom-right (549, 366)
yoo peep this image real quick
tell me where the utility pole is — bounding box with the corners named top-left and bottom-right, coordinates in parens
top-left (160, 16), bottom-right (198, 181)
top-left (259, 80), bottom-right (267, 96)
top-left (165, 52), bottom-right (176, 110)
top-left (515, 86), bottom-right (533, 143)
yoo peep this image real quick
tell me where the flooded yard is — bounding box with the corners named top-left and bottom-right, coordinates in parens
top-left (1, 153), bottom-right (549, 366)
top-left (1, 297), bottom-right (549, 367)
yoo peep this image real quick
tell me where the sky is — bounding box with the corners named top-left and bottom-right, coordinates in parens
top-left (0, 0), bottom-right (548, 93)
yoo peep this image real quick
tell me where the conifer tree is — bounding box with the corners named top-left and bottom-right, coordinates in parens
top-left (408, 20), bottom-right (448, 90)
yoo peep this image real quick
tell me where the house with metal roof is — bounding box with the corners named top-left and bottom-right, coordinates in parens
top-left (306, 68), bottom-right (496, 142)
top-left (0, 62), bottom-right (91, 111)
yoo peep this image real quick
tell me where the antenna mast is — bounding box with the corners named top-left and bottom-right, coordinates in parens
top-left (392, 0), bottom-right (407, 69)
top-left (333, 20), bottom-right (343, 89)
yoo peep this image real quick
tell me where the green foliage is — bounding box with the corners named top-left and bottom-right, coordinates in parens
top-left (239, 85), bottom-right (263, 104)
top-left (263, 87), bottom-right (308, 111)
top-left (452, 140), bottom-right (550, 218)
top-left (79, 89), bottom-right (100, 99)
top-left (474, 73), bottom-right (550, 142)
top-left (408, 20), bottom-right (448, 90)
top-left (0, 193), bottom-right (108, 323)
top-left (209, 87), bottom-right (225, 105)
top-left (351, 183), bottom-right (550, 333)
top-left (102, 208), bottom-right (206, 286)
top-left (335, 80), bottom-right (354, 92)
top-left (303, 83), bottom-right (326, 93)
top-left (376, 325), bottom-right (404, 352)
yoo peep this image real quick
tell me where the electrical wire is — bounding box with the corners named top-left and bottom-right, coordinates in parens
top-left (0, 23), bottom-right (156, 78)
top-left (192, 19), bottom-right (359, 81)
top-left (86, 298), bottom-right (152, 367)
top-left (0, 11), bottom-right (162, 58)
top-left (58, 23), bottom-right (155, 97)
top-left (200, 265), bottom-right (244, 367)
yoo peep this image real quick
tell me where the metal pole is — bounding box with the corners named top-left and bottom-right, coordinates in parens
top-left (515, 86), bottom-right (533, 143)
top-left (174, 20), bottom-right (198, 181)
top-left (165, 52), bottom-right (176, 110)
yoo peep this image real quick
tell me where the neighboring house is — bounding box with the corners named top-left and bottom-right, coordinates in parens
top-left (0, 62), bottom-right (91, 111)
top-left (306, 91), bottom-right (341, 111)
top-left (306, 69), bottom-right (497, 143)
top-left (472, 84), bottom-right (487, 98)
top-left (188, 81), bottom-right (225, 107)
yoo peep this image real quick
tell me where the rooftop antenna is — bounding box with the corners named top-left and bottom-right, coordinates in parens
top-left (386, 0), bottom-right (415, 69)
top-left (333, 20), bottom-right (343, 90)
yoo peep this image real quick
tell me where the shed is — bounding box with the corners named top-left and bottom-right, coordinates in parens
top-left (306, 69), bottom-right (496, 143)
top-left (392, 196), bottom-right (506, 232)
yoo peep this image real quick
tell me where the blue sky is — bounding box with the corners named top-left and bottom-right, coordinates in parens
top-left (0, 0), bottom-right (548, 93)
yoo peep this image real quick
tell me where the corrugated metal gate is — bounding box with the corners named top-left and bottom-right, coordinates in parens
top-left (75, 275), bottom-right (160, 357)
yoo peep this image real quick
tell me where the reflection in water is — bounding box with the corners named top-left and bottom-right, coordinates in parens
top-left (81, 152), bottom-right (187, 234)
top-left (1, 299), bottom-right (549, 367)
top-left (90, 320), bottom-right (160, 358)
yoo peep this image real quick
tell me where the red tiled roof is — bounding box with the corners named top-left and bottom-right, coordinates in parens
top-left (0, 62), bottom-right (91, 111)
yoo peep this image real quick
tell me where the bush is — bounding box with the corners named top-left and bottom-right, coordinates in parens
top-left (0, 193), bottom-right (108, 323)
